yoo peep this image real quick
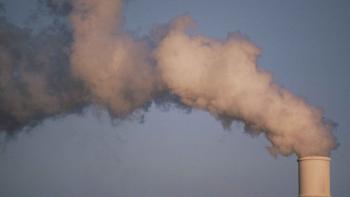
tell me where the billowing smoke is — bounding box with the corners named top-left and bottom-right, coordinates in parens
top-left (0, 0), bottom-right (337, 156)
top-left (154, 16), bottom-right (336, 156)
top-left (0, 4), bottom-right (87, 134)
top-left (70, 0), bottom-right (158, 116)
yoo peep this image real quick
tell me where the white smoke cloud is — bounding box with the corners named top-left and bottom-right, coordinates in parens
top-left (0, 0), bottom-right (337, 156)
top-left (70, 0), bottom-right (158, 116)
top-left (154, 16), bottom-right (336, 156)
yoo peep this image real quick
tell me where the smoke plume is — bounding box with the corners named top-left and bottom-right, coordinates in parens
top-left (154, 16), bottom-right (336, 156)
top-left (0, 0), bottom-right (337, 156)
top-left (70, 0), bottom-right (158, 116)
top-left (0, 6), bottom-right (87, 134)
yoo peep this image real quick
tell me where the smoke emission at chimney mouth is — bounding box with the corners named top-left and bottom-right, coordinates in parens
top-left (0, 0), bottom-right (337, 157)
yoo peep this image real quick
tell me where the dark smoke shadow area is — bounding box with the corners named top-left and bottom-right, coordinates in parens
top-left (0, 5), bottom-right (87, 136)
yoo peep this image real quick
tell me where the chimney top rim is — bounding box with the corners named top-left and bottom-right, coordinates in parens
top-left (298, 156), bottom-right (331, 162)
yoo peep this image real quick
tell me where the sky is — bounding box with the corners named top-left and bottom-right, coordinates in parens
top-left (0, 0), bottom-right (349, 197)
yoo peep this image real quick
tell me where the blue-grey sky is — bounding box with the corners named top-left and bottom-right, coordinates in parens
top-left (0, 0), bottom-right (349, 197)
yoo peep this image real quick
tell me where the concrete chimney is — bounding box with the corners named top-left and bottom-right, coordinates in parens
top-left (298, 156), bottom-right (331, 197)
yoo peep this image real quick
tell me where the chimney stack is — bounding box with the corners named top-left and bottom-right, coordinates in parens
top-left (298, 156), bottom-right (331, 197)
